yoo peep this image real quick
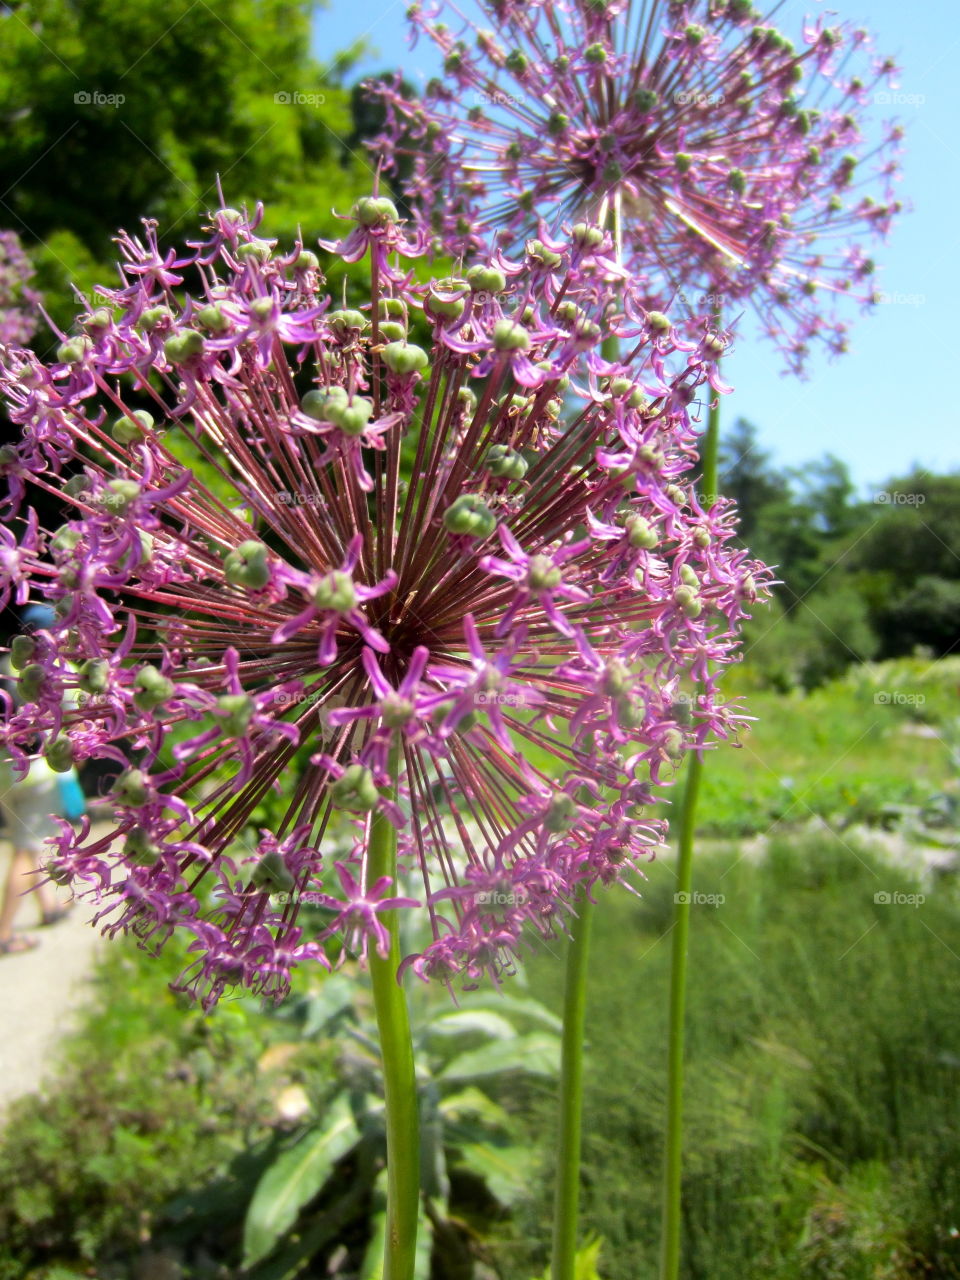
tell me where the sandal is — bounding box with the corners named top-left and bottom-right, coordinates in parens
top-left (0, 935), bottom-right (40, 956)
top-left (40, 906), bottom-right (73, 927)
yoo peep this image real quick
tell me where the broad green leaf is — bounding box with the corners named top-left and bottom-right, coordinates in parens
top-left (446, 992), bottom-right (563, 1032)
top-left (427, 1009), bottom-right (519, 1040)
top-left (531, 1234), bottom-right (606, 1279)
top-left (438, 1086), bottom-right (512, 1130)
top-left (453, 1141), bottom-right (539, 1207)
top-left (439, 1032), bottom-right (561, 1082)
top-left (242, 1094), bottom-right (360, 1268)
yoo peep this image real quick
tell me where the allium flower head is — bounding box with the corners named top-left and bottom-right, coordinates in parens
top-left (0, 230), bottom-right (42, 346)
top-left (0, 199), bottom-right (769, 1006)
top-left (372, 0), bottom-right (902, 372)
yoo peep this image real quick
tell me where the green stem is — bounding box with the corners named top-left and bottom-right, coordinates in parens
top-left (368, 744), bottom-right (419, 1280)
top-left (659, 371), bottom-right (722, 1280)
top-left (551, 886), bottom-right (595, 1280)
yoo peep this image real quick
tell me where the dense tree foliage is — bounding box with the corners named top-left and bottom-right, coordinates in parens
top-left (0, 0), bottom-right (370, 331)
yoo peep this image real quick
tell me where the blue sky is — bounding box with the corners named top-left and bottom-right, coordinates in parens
top-left (312, 0), bottom-right (958, 493)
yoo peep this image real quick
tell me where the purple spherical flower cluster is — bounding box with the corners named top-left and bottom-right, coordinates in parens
top-left (371, 0), bottom-right (902, 373)
top-left (0, 230), bottom-right (42, 346)
top-left (0, 200), bottom-right (769, 1005)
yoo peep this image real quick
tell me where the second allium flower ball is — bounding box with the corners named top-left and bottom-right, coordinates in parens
top-left (0, 200), bottom-right (768, 1004)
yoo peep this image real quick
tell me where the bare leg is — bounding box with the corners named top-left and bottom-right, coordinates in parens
top-left (0, 847), bottom-right (37, 944)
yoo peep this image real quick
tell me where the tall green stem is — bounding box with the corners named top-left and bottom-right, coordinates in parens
top-left (368, 744), bottom-right (419, 1280)
top-left (551, 886), bottom-right (595, 1280)
top-left (659, 376), bottom-right (722, 1280)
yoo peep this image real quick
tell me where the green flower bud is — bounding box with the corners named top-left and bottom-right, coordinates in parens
top-left (10, 634), bottom-right (36, 671)
top-left (78, 658), bottom-right (110, 694)
top-left (603, 659), bottom-right (632, 698)
top-left (693, 527), bottom-right (712, 549)
top-left (526, 240), bottom-right (563, 270)
top-left (673, 585), bottom-right (703, 618)
top-left (664, 728), bottom-right (685, 761)
top-left (57, 337), bottom-right (93, 364)
top-left (249, 297), bottom-right (274, 322)
top-left (585, 42), bottom-right (607, 62)
top-left (632, 87), bottom-right (659, 113)
top-left (330, 763), bottom-right (380, 812)
top-left (571, 223), bottom-right (605, 249)
top-left (679, 564), bottom-right (700, 588)
top-left (327, 309), bottom-right (368, 338)
top-left (671, 696), bottom-right (693, 726)
top-left (251, 850), bottom-right (295, 893)
top-left (379, 320), bottom-right (406, 343)
top-left (236, 240), bottom-right (272, 263)
top-left (675, 153), bottom-right (693, 174)
top-left (301, 386), bottom-right (348, 421)
top-left (124, 826), bottom-right (161, 867)
top-left (548, 110), bottom-right (570, 135)
top-left (83, 308), bottom-right (112, 335)
top-left (646, 311), bottom-right (671, 334)
top-left (134, 665), bottom-right (175, 713)
top-left (164, 330), bottom-right (204, 365)
top-left (18, 663), bottom-right (47, 701)
top-left (527, 554), bottom-right (562, 591)
top-left (617, 697), bottom-right (645, 731)
top-left (545, 791), bottom-right (577, 834)
top-left (224, 540), bottom-right (271, 590)
top-left (379, 297), bottom-right (406, 319)
top-left (492, 319), bottom-right (531, 352)
top-left (45, 734), bottom-right (75, 773)
top-left (485, 444), bottom-right (528, 481)
top-left (112, 409), bottom-right (155, 446)
top-left (292, 248), bottom-right (320, 272)
top-left (458, 387), bottom-right (477, 414)
top-left (218, 693), bottom-right (254, 738)
top-left (506, 50), bottom-right (528, 73)
top-left (380, 342), bottom-right (429, 375)
top-left (443, 495), bottom-right (496, 539)
top-left (195, 304), bottom-right (230, 333)
top-left (352, 196), bottom-right (399, 227)
top-left (426, 290), bottom-right (465, 320)
top-left (728, 168), bottom-right (747, 196)
top-left (312, 570), bottom-right (356, 613)
top-left (333, 397), bottom-right (375, 438)
top-left (625, 514), bottom-right (658, 549)
top-left (382, 693), bottom-right (414, 729)
top-left (136, 305), bottom-right (173, 333)
top-left (104, 480), bottom-right (141, 515)
top-left (113, 768), bottom-right (150, 808)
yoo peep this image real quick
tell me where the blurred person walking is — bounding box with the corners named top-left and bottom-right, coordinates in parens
top-left (0, 603), bottom-right (76, 956)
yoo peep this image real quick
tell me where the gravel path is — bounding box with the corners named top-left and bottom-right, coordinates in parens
top-left (0, 839), bottom-right (102, 1115)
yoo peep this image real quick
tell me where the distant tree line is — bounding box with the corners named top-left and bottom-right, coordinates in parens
top-left (721, 419), bottom-right (960, 687)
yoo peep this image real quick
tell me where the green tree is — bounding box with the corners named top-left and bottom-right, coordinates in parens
top-left (0, 0), bottom-right (371, 331)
